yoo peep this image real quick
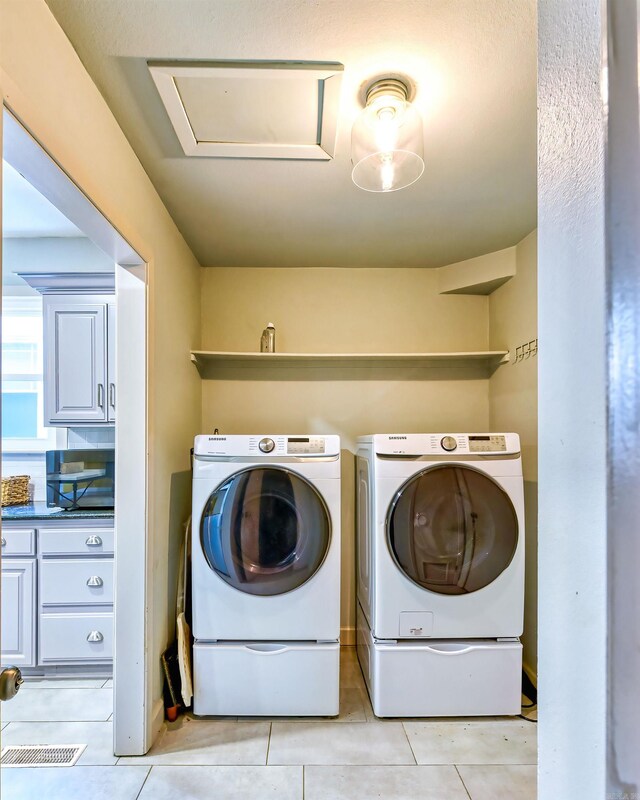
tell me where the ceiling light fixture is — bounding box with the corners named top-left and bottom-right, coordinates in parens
top-left (351, 77), bottom-right (424, 193)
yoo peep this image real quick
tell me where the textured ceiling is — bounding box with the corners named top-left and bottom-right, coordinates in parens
top-left (45, 0), bottom-right (537, 268)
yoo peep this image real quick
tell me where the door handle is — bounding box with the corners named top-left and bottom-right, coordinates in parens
top-left (87, 576), bottom-right (103, 587)
top-left (0, 667), bottom-right (23, 701)
top-left (109, 383), bottom-right (115, 410)
top-left (87, 631), bottom-right (104, 643)
top-left (85, 535), bottom-right (103, 546)
top-left (98, 384), bottom-right (105, 408)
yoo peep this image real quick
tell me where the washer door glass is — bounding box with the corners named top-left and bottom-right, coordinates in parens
top-left (201, 466), bottom-right (331, 596)
top-left (387, 465), bottom-right (518, 595)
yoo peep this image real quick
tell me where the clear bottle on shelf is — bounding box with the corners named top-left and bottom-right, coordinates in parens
top-left (260, 323), bottom-right (276, 353)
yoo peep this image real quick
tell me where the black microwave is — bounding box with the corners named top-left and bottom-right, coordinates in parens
top-left (46, 449), bottom-right (115, 510)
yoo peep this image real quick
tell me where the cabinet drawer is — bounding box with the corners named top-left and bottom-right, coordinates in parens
top-left (40, 559), bottom-right (113, 605)
top-left (0, 528), bottom-right (35, 556)
top-left (40, 528), bottom-right (114, 556)
top-left (40, 613), bottom-right (113, 662)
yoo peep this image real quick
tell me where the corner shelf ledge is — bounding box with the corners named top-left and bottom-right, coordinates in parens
top-left (190, 350), bottom-right (510, 368)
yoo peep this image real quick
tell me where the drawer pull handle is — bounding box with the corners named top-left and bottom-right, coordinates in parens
top-left (85, 535), bottom-right (103, 546)
top-left (87, 631), bottom-right (103, 643)
top-left (87, 576), bottom-right (103, 587)
top-left (1, 537), bottom-right (5, 547)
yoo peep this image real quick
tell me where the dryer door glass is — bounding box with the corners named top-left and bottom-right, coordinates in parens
top-left (200, 466), bottom-right (331, 596)
top-left (387, 465), bottom-right (518, 595)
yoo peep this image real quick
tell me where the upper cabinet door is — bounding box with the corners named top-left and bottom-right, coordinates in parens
top-left (107, 303), bottom-right (116, 423)
top-left (44, 301), bottom-right (107, 424)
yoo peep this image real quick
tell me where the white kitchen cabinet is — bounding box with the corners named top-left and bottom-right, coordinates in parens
top-left (43, 295), bottom-right (116, 425)
top-left (1, 519), bottom-right (114, 673)
top-left (0, 559), bottom-right (36, 668)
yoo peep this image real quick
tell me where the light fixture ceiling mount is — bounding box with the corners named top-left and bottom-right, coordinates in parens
top-left (351, 76), bottom-right (425, 193)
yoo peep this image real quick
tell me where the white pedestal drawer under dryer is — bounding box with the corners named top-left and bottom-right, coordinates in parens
top-left (356, 433), bottom-right (525, 717)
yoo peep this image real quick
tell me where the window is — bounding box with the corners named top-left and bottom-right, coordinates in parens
top-left (2, 295), bottom-right (57, 452)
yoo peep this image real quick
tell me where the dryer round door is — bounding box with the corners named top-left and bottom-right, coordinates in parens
top-left (200, 466), bottom-right (332, 596)
top-left (387, 465), bottom-right (518, 595)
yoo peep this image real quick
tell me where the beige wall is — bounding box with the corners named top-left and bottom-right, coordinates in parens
top-left (1, 0), bottom-right (202, 735)
top-left (489, 230), bottom-right (538, 675)
top-left (201, 267), bottom-right (493, 635)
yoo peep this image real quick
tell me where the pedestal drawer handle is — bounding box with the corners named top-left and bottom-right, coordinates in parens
top-left (85, 535), bottom-right (103, 546)
top-left (1, 537), bottom-right (5, 547)
top-left (87, 631), bottom-right (103, 643)
top-left (87, 576), bottom-right (103, 587)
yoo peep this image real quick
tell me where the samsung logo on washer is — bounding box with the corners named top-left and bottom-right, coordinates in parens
top-left (209, 437), bottom-right (227, 441)
top-left (388, 436), bottom-right (407, 440)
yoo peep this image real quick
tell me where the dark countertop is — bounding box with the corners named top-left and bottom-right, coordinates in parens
top-left (2, 502), bottom-right (114, 521)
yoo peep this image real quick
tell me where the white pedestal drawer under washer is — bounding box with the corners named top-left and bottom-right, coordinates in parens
top-left (356, 432), bottom-right (525, 717)
top-left (191, 434), bottom-right (341, 716)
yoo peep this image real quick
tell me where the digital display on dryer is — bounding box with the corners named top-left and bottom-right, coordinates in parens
top-left (469, 435), bottom-right (507, 452)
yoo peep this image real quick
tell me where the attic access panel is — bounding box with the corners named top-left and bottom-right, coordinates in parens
top-left (148, 61), bottom-right (343, 160)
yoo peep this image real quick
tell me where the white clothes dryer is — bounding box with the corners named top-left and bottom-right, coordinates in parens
top-left (192, 434), bottom-right (341, 716)
top-left (356, 433), bottom-right (524, 717)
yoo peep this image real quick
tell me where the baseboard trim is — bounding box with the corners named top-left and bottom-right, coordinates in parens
top-left (340, 626), bottom-right (355, 646)
top-left (149, 697), bottom-right (165, 745)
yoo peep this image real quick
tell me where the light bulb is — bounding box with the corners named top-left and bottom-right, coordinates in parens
top-left (377, 105), bottom-right (397, 123)
top-left (351, 77), bottom-right (425, 193)
top-left (375, 118), bottom-right (398, 154)
top-left (380, 156), bottom-right (395, 192)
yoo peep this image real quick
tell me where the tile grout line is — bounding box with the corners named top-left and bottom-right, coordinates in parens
top-left (455, 765), bottom-right (473, 800)
top-left (400, 722), bottom-right (418, 766)
top-left (132, 765), bottom-right (153, 800)
top-left (302, 764), bottom-right (305, 800)
top-left (265, 721), bottom-right (273, 765)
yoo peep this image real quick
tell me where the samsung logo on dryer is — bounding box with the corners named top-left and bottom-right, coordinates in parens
top-left (388, 435), bottom-right (407, 440)
top-left (208, 437), bottom-right (227, 441)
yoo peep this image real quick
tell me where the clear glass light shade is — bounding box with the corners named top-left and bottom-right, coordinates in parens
top-left (351, 91), bottom-right (424, 192)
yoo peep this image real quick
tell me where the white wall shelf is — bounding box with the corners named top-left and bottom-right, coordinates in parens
top-left (191, 350), bottom-right (510, 372)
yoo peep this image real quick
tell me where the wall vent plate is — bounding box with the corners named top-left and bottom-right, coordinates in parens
top-left (149, 60), bottom-right (344, 160)
top-left (1, 744), bottom-right (87, 767)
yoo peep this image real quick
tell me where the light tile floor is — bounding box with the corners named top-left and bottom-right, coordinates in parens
top-left (0, 648), bottom-right (537, 799)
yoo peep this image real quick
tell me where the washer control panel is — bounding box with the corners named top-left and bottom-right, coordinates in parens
top-left (286, 437), bottom-right (326, 455)
top-left (468, 435), bottom-right (507, 453)
top-left (193, 434), bottom-right (340, 458)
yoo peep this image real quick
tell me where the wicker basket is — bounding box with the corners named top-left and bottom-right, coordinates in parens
top-left (1, 475), bottom-right (31, 507)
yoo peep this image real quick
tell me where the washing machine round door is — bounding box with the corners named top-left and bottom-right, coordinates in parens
top-left (387, 465), bottom-right (518, 595)
top-left (200, 466), bottom-right (332, 596)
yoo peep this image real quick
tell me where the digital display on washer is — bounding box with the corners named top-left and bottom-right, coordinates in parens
top-left (287, 437), bottom-right (325, 454)
top-left (469, 435), bottom-right (507, 452)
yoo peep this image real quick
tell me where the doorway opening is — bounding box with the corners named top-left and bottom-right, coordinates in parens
top-left (1, 108), bottom-right (149, 755)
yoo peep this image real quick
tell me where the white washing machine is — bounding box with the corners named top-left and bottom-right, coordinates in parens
top-left (192, 434), bottom-right (341, 716)
top-left (356, 433), bottom-right (524, 717)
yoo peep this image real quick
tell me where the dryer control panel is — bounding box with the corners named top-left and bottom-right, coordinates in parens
top-left (368, 432), bottom-right (519, 456)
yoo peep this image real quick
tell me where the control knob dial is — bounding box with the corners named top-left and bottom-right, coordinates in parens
top-left (440, 436), bottom-right (457, 452)
top-left (259, 437), bottom-right (275, 453)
